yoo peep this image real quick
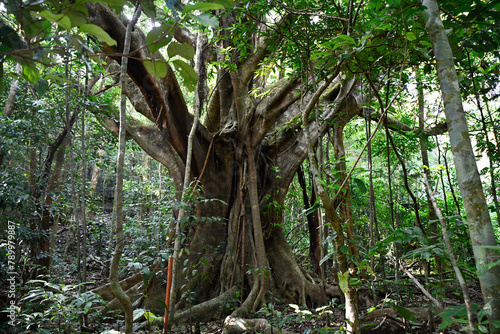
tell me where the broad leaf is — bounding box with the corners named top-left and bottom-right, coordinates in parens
top-left (209, 0), bottom-right (233, 7)
top-left (188, 13), bottom-right (218, 28)
top-left (79, 24), bottom-right (117, 46)
top-left (22, 63), bottom-right (40, 84)
top-left (167, 42), bottom-right (195, 59)
top-left (437, 316), bottom-right (453, 330)
top-left (34, 78), bottom-right (49, 96)
top-left (146, 22), bottom-right (174, 54)
top-left (392, 305), bottom-right (416, 321)
top-left (144, 311), bottom-right (160, 322)
top-left (338, 272), bottom-right (349, 295)
top-left (133, 308), bottom-right (146, 321)
top-left (38, 10), bottom-right (71, 31)
top-left (172, 59), bottom-right (198, 91)
top-left (144, 60), bottom-right (168, 78)
top-left (353, 178), bottom-right (367, 194)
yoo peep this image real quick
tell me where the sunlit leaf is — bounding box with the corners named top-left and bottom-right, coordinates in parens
top-left (22, 63), bottom-right (40, 84)
top-left (146, 22), bottom-right (174, 54)
top-left (406, 31), bottom-right (417, 41)
top-left (78, 24), bottom-right (117, 46)
top-left (144, 311), bottom-right (160, 322)
top-left (338, 272), bottom-right (348, 294)
top-left (38, 10), bottom-right (71, 31)
top-left (183, 2), bottom-right (224, 13)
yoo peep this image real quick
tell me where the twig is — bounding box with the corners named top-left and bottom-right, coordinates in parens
top-left (400, 265), bottom-right (442, 311)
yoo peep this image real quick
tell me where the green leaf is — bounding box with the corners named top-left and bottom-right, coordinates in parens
top-left (67, 11), bottom-right (87, 28)
top-left (338, 272), bottom-right (349, 294)
top-left (45, 74), bottom-right (72, 84)
top-left (392, 305), bottom-right (416, 321)
top-left (34, 78), bottom-right (49, 96)
top-left (487, 259), bottom-right (500, 270)
top-left (172, 59), bottom-right (198, 91)
top-left (144, 60), bottom-right (168, 78)
top-left (209, 0), bottom-right (233, 7)
top-left (139, 0), bottom-right (157, 18)
top-left (188, 13), bottom-right (218, 28)
top-left (146, 22), bottom-right (174, 54)
top-left (406, 32), bottom-right (417, 41)
top-left (478, 325), bottom-right (488, 333)
top-left (183, 2), bottom-right (224, 13)
top-left (350, 277), bottom-right (362, 286)
top-left (26, 19), bottom-right (51, 39)
top-left (78, 24), bottom-right (117, 46)
top-left (22, 63), bottom-right (40, 84)
top-left (438, 316), bottom-right (453, 330)
top-left (167, 42), bottom-right (195, 59)
top-left (353, 178), bottom-right (367, 194)
top-left (144, 311), bottom-right (160, 322)
top-left (38, 10), bottom-right (71, 31)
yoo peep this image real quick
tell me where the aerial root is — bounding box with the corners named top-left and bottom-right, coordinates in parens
top-left (172, 286), bottom-right (239, 324)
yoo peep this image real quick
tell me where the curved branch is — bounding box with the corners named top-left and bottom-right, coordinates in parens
top-left (86, 4), bottom-right (207, 172)
top-left (360, 109), bottom-right (448, 136)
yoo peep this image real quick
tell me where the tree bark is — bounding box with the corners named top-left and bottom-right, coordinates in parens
top-left (423, 1), bottom-right (500, 330)
top-left (85, 3), bottom-right (359, 323)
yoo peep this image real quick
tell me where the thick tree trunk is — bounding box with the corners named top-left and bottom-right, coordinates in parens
top-left (423, 0), bottom-right (500, 330)
top-left (85, 3), bottom-right (357, 325)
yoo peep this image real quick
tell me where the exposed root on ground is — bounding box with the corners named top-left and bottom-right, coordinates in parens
top-left (223, 316), bottom-right (297, 334)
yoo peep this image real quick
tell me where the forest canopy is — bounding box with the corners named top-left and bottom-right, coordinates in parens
top-left (0, 0), bottom-right (500, 333)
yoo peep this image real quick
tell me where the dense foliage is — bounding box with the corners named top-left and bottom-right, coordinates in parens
top-left (0, 0), bottom-right (499, 333)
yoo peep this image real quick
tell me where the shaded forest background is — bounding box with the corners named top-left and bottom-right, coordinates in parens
top-left (0, 0), bottom-right (500, 333)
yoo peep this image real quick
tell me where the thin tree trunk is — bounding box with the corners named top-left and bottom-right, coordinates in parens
top-left (386, 130), bottom-right (425, 234)
top-left (423, 1), bottom-right (500, 330)
top-left (435, 137), bottom-right (450, 216)
top-left (3, 64), bottom-right (21, 118)
top-left (424, 175), bottom-right (477, 334)
top-left (302, 77), bottom-right (360, 334)
top-left (168, 31), bottom-right (207, 329)
top-left (442, 143), bottom-right (462, 215)
top-left (80, 100), bottom-right (87, 291)
top-left (109, 6), bottom-right (141, 334)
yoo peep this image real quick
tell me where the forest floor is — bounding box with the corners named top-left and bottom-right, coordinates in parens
top-left (37, 219), bottom-right (485, 334)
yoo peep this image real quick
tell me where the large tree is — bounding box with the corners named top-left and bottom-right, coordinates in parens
top-left (85, 1), bottom-right (359, 321)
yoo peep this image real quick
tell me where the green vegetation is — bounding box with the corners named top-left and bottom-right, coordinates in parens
top-left (0, 0), bottom-right (499, 333)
